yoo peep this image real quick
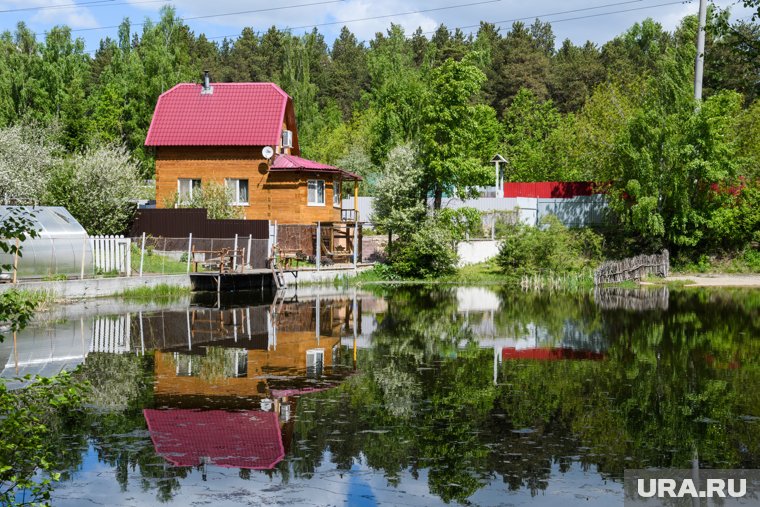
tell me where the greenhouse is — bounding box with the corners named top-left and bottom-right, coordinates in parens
top-left (0, 206), bottom-right (93, 280)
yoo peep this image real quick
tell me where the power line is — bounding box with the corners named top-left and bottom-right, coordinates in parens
top-left (43, 0), bottom-right (347, 35)
top-left (1, 0), bottom-right (168, 15)
top-left (522, 0), bottom-right (694, 27)
top-left (0, 0), bottom-right (113, 15)
top-left (425, 0), bottom-right (648, 33)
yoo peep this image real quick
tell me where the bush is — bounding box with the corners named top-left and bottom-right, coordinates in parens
top-left (496, 215), bottom-right (604, 274)
top-left (435, 207), bottom-right (482, 241)
top-left (388, 220), bottom-right (458, 278)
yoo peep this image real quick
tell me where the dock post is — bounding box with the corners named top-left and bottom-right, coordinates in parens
top-left (353, 219), bottom-right (358, 270)
top-left (247, 234), bottom-right (252, 268)
top-left (186, 233), bottom-right (192, 273)
top-left (139, 232), bottom-right (146, 277)
top-left (233, 234), bottom-right (238, 271)
top-left (316, 222), bottom-right (321, 271)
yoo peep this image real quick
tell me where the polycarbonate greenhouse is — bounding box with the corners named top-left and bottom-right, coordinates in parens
top-left (0, 206), bottom-right (93, 280)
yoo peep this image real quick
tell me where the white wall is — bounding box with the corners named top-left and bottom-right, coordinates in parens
top-left (457, 240), bottom-right (501, 267)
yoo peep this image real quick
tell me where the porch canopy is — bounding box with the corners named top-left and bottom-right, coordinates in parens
top-left (271, 154), bottom-right (362, 220)
top-left (270, 154), bottom-right (362, 181)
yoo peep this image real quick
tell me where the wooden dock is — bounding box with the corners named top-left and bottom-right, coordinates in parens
top-left (189, 270), bottom-right (277, 292)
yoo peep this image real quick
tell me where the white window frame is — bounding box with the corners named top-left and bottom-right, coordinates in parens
top-left (307, 179), bottom-right (325, 206)
top-left (225, 178), bottom-right (249, 206)
top-left (177, 178), bottom-right (201, 204)
top-left (306, 348), bottom-right (324, 378)
top-left (333, 179), bottom-right (341, 208)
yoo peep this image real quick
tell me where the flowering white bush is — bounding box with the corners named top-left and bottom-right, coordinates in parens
top-left (47, 145), bottom-right (141, 235)
top-left (0, 125), bottom-right (59, 203)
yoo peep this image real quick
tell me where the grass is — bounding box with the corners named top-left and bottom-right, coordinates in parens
top-left (120, 284), bottom-right (190, 301)
top-left (346, 260), bottom-right (594, 291)
top-left (672, 248), bottom-right (760, 274)
top-left (131, 250), bottom-right (188, 275)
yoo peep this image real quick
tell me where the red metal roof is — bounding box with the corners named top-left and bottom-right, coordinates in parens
top-left (144, 409), bottom-right (285, 469)
top-left (270, 154), bottom-right (362, 180)
top-left (145, 83), bottom-right (290, 147)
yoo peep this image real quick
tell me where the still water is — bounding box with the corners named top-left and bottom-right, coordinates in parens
top-left (2, 285), bottom-right (759, 506)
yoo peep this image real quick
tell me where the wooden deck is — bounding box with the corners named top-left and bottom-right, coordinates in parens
top-left (189, 270), bottom-right (277, 292)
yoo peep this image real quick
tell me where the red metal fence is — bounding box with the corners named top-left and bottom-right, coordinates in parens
top-left (503, 181), bottom-right (600, 198)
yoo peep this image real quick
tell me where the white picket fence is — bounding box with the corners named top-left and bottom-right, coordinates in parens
top-left (90, 235), bottom-right (131, 276)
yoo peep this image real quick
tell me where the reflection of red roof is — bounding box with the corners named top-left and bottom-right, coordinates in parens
top-left (502, 348), bottom-right (605, 361)
top-left (145, 83), bottom-right (290, 147)
top-left (271, 385), bottom-right (335, 398)
top-left (270, 154), bottom-right (362, 180)
top-left (144, 409), bottom-right (284, 469)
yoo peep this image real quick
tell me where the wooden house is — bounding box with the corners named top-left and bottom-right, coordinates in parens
top-left (145, 72), bottom-right (361, 225)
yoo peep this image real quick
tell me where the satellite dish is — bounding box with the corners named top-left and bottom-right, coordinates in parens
top-left (262, 146), bottom-right (274, 159)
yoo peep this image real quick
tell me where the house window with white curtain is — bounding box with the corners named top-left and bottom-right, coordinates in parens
top-left (177, 178), bottom-right (201, 204)
top-left (307, 180), bottom-right (325, 206)
top-left (225, 178), bottom-right (249, 205)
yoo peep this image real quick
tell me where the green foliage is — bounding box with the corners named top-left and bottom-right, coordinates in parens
top-left (371, 143), bottom-right (426, 238)
top-left (0, 372), bottom-right (86, 506)
top-left (420, 55), bottom-right (500, 205)
top-left (496, 215), bottom-right (604, 274)
top-left (165, 180), bottom-right (244, 220)
top-left (45, 144), bottom-right (141, 235)
top-left (435, 207), bottom-right (482, 241)
top-left (387, 220), bottom-right (459, 279)
top-left (120, 284), bottom-right (190, 301)
top-left (502, 88), bottom-right (562, 181)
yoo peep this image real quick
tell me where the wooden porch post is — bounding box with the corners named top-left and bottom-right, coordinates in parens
top-left (353, 180), bottom-right (358, 216)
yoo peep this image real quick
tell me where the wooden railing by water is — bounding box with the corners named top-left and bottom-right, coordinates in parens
top-left (593, 287), bottom-right (670, 311)
top-left (593, 250), bottom-right (669, 286)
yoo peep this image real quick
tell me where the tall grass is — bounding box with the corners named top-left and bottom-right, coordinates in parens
top-left (120, 284), bottom-right (190, 301)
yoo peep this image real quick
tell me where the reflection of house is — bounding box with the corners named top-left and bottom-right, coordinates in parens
top-left (142, 299), bottom-right (357, 400)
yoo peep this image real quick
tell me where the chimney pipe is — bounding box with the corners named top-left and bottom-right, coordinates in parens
top-left (201, 70), bottom-right (213, 94)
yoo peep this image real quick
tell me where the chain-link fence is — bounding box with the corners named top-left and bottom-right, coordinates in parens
top-left (130, 236), bottom-right (270, 275)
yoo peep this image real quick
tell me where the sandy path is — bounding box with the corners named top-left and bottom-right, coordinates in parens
top-left (665, 274), bottom-right (760, 287)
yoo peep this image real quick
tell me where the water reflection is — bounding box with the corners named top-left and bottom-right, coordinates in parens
top-left (2, 286), bottom-right (759, 506)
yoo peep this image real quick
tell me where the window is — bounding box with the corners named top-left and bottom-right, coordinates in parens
top-left (306, 349), bottom-right (324, 378)
top-left (307, 179), bottom-right (325, 206)
top-left (178, 178), bottom-right (201, 203)
top-left (333, 180), bottom-right (341, 208)
top-left (225, 178), bottom-right (249, 205)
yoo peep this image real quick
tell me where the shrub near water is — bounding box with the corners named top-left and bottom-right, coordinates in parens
top-left (388, 220), bottom-right (459, 279)
top-left (496, 215), bottom-right (603, 274)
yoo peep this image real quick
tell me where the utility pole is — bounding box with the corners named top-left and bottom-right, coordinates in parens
top-left (693, 0), bottom-right (708, 101)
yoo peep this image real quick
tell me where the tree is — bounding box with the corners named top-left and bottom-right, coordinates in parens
top-left (46, 144), bottom-right (141, 235)
top-left (325, 27), bottom-right (369, 119)
top-left (165, 180), bottom-right (244, 220)
top-left (549, 39), bottom-right (605, 112)
top-left (420, 55), bottom-right (500, 208)
top-left (486, 21), bottom-right (552, 115)
top-left (501, 88), bottom-right (562, 181)
top-left (371, 143), bottom-right (426, 238)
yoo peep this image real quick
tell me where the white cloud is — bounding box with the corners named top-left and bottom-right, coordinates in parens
top-left (0, 0), bottom-right (99, 29)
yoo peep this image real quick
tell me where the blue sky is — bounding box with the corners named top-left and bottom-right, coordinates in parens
top-left (0, 0), bottom-right (754, 54)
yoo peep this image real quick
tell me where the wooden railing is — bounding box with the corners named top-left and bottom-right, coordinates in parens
top-left (341, 209), bottom-right (359, 222)
top-left (593, 250), bottom-right (669, 286)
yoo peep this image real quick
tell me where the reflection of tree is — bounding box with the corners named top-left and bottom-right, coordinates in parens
top-left (36, 287), bottom-right (760, 505)
top-left (290, 287), bottom-right (760, 503)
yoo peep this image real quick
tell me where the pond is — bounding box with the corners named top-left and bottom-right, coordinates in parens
top-left (2, 285), bottom-right (759, 506)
